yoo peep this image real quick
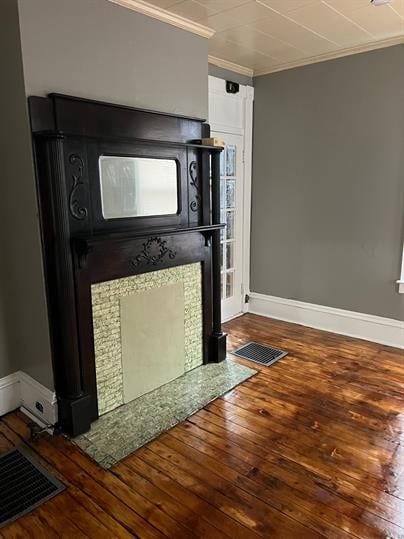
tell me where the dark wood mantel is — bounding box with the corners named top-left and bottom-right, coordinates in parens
top-left (29, 94), bottom-right (226, 436)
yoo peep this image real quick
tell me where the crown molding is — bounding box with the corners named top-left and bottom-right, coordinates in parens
top-left (254, 35), bottom-right (404, 77)
top-left (208, 55), bottom-right (254, 78)
top-left (107, 0), bottom-right (403, 76)
top-left (108, 0), bottom-right (215, 39)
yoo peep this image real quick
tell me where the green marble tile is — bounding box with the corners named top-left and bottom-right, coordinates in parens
top-left (73, 359), bottom-right (256, 468)
top-left (92, 262), bottom-right (204, 415)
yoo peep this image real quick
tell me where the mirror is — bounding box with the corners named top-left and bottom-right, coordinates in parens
top-left (99, 156), bottom-right (178, 219)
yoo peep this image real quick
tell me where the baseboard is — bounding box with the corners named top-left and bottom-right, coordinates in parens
top-left (0, 373), bottom-right (21, 417)
top-left (248, 292), bottom-right (404, 349)
top-left (19, 372), bottom-right (58, 426)
top-left (222, 311), bottom-right (244, 323)
top-left (0, 371), bottom-right (57, 425)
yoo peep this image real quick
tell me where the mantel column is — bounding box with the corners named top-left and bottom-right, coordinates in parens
top-left (38, 134), bottom-right (92, 436)
top-left (210, 149), bottom-right (227, 362)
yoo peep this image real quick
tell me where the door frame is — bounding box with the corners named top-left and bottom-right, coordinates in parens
top-left (208, 75), bottom-right (254, 320)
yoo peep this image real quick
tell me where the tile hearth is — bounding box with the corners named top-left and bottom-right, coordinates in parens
top-left (73, 360), bottom-right (256, 468)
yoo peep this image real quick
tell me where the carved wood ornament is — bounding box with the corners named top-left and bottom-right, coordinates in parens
top-left (189, 160), bottom-right (201, 212)
top-left (131, 237), bottom-right (176, 268)
top-left (68, 154), bottom-right (88, 221)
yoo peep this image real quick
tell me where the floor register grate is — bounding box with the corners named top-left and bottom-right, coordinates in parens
top-left (0, 447), bottom-right (65, 528)
top-left (231, 341), bottom-right (288, 366)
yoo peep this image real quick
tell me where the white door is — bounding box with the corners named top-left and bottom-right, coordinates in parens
top-left (208, 75), bottom-right (254, 322)
top-left (213, 131), bottom-right (244, 321)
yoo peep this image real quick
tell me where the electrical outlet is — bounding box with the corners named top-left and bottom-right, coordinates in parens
top-left (35, 401), bottom-right (44, 414)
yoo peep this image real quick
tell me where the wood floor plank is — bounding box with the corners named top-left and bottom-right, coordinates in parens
top-left (50, 434), bottom-right (193, 539)
top-left (0, 418), bottom-right (135, 538)
top-left (123, 452), bottom-right (257, 539)
top-left (239, 378), bottom-right (402, 444)
top-left (159, 431), bottom-right (357, 538)
top-left (242, 373), bottom-right (404, 451)
top-left (206, 399), bottom-right (385, 486)
top-left (0, 432), bottom-right (13, 454)
top-left (112, 462), bottom-right (227, 539)
top-left (3, 415), bottom-right (163, 539)
top-left (189, 405), bottom-right (404, 525)
top-left (14, 512), bottom-right (59, 539)
top-left (50, 492), bottom-right (112, 538)
top-left (222, 386), bottom-right (402, 468)
top-left (0, 522), bottom-right (33, 539)
top-left (169, 421), bottom-right (404, 538)
top-left (1, 313), bottom-right (404, 538)
top-left (142, 438), bottom-right (325, 538)
top-left (136, 445), bottom-right (266, 537)
top-left (0, 422), bottom-right (81, 539)
top-left (207, 399), bottom-right (404, 508)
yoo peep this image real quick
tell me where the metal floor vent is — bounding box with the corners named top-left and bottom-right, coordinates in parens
top-left (0, 447), bottom-right (65, 528)
top-left (232, 341), bottom-right (288, 366)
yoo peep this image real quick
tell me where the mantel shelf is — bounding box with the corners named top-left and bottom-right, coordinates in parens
top-left (35, 130), bottom-right (224, 152)
top-left (72, 224), bottom-right (225, 250)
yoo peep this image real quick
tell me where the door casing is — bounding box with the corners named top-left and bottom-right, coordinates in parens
top-left (208, 75), bottom-right (254, 321)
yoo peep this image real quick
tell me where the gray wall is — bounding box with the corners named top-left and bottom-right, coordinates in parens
top-left (18, 0), bottom-right (208, 119)
top-left (251, 45), bottom-right (404, 320)
top-left (208, 63), bottom-right (253, 86)
top-left (0, 0), bottom-right (209, 388)
top-left (0, 0), bottom-right (53, 384)
top-left (0, 281), bottom-right (8, 378)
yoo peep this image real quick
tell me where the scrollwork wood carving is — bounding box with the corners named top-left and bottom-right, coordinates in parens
top-left (68, 154), bottom-right (88, 221)
top-left (189, 161), bottom-right (201, 212)
top-left (131, 237), bottom-right (177, 268)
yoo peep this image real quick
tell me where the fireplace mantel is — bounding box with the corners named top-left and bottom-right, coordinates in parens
top-left (29, 94), bottom-right (226, 436)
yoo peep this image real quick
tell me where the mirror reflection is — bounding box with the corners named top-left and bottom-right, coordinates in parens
top-left (99, 156), bottom-right (178, 219)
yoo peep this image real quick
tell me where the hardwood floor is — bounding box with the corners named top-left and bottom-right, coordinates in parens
top-left (1, 313), bottom-right (404, 538)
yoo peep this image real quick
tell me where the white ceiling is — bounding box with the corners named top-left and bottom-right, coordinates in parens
top-left (144, 0), bottom-right (404, 75)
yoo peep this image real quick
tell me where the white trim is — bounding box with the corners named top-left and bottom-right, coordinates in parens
top-left (19, 372), bottom-right (58, 426)
top-left (222, 311), bottom-right (244, 323)
top-left (108, 0), bottom-right (215, 38)
top-left (397, 243), bottom-right (404, 293)
top-left (254, 36), bottom-right (404, 76)
top-left (208, 77), bottom-right (254, 319)
top-left (242, 85), bottom-right (254, 313)
top-left (0, 373), bottom-right (20, 417)
top-left (208, 56), bottom-right (254, 78)
top-left (248, 293), bottom-right (404, 349)
top-left (0, 371), bottom-right (57, 426)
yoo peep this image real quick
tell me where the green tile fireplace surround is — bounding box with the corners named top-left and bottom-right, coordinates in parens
top-left (91, 263), bottom-right (204, 416)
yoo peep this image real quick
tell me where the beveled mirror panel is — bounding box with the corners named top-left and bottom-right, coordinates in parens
top-left (99, 156), bottom-right (178, 219)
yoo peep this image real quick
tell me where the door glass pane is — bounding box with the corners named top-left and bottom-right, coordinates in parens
top-left (220, 180), bottom-right (226, 209)
top-left (226, 211), bottom-right (234, 240)
top-left (226, 272), bottom-right (234, 298)
top-left (220, 150), bottom-right (225, 176)
top-left (226, 242), bottom-right (234, 269)
top-left (221, 273), bottom-right (224, 300)
top-left (215, 132), bottom-right (242, 318)
top-left (220, 210), bottom-right (226, 241)
top-left (226, 145), bottom-right (236, 176)
top-left (226, 180), bottom-right (235, 209)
